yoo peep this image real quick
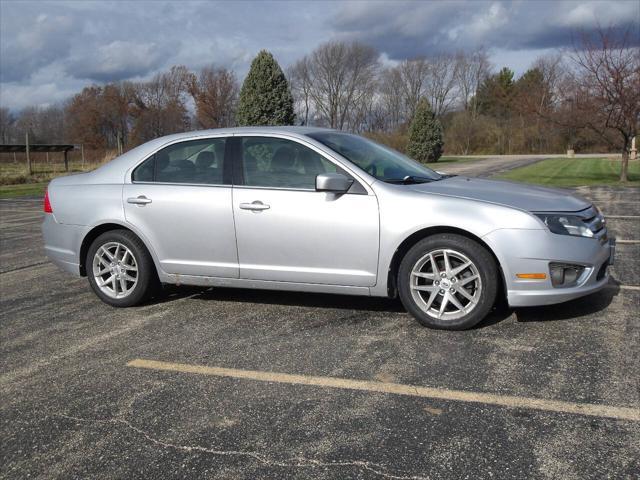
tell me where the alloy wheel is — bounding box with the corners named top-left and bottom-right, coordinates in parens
top-left (92, 242), bottom-right (139, 299)
top-left (409, 248), bottom-right (482, 321)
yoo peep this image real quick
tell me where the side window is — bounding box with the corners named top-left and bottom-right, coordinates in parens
top-left (241, 137), bottom-right (342, 189)
top-left (132, 138), bottom-right (227, 185)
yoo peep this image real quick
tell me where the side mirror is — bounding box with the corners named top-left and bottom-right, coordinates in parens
top-left (315, 173), bottom-right (353, 193)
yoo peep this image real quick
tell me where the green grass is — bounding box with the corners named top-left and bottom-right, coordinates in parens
top-left (494, 157), bottom-right (640, 187)
top-left (0, 182), bottom-right (48, 198)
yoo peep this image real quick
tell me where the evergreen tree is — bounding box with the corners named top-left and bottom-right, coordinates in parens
top-left (476, 67), bottom-right (515, 118)
top-left (237, 50), bottom-right (295, 126)
top-left (406, 98), bottom-right (443, 163)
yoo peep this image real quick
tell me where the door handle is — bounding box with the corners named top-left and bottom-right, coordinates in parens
top-left (127, 196), bottom-right (152, 205)
top-left (239, 200), bottom-right (270, 211)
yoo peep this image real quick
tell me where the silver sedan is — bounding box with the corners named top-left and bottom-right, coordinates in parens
top-left (42, 127), bottom-right (615, 329)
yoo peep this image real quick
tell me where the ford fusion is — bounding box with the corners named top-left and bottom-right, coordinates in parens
top-left (42, 127), bottom-right (615, 329)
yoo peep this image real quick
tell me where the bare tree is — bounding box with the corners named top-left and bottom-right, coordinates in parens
top-left (288, 57), bottom-right (313, 125)
top-left (101, 82), bottom-right (132, 152)
top-left (397, 58), bottom-right (429, 119)
top-left (531, 54), bottom-right (565, 107)
top-left (447, 49), bottom-right (492, 155)
top-left (65, 86), bottom-right (105, 148)
top-left (0, 107), bottom-right (15, 143)
top-left (455, 48), bottom-right (491, 117)
top-left (130, 65), bottom-right (193, 143)
top-left (13, 105), bottom-right (66, 144)
top-left (304, 41), bottom-right (379, 130)
top-left (189, 66), bottom-right (238, 129)
top-left (569, 26), bottom-right (640, 181)
top-left (377, 58), bottom-right (429, 130)
top-left (424, 54), bottom-right (458, 117)
top-left (378, 67), bottom-right (406, 130)
top-left (512, 54), bottom-right (567, 152)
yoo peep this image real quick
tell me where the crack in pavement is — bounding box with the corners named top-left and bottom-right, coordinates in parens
top-left (54, 413), bottom-right (430, 480)
top-left (0, 261), bottom-right (50, 275)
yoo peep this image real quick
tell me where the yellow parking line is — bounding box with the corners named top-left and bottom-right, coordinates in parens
top-left (127, 359), bottom-right (639, 422)
top-left (618, 285), bottom-right (640, 291)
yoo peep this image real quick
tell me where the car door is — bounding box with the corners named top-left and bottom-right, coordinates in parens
top-left (232, 135), bottom-right (379, 287)
top-left (123, 136), bottom-right (239, 278)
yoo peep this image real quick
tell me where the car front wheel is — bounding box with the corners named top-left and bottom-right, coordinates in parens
top-left (86, 230), bottom-right (157, 307)
top-left (398, 234), bottom-right (499, 330)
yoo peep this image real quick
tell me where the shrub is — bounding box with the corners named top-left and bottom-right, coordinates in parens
top-left (364, 130), bottom-right (409, 153)
top-left (406, 98), bottom-right (443, 163)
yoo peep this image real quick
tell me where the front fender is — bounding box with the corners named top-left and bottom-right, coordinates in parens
top-left (370, 184), bottom-right (542, 297)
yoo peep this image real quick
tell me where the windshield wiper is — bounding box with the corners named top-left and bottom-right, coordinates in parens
top-left (384, 175), bottom-right (433, 184)
top-left (435, 173), bottom-right (456, 180)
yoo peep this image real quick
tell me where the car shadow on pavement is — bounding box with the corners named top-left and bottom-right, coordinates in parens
top-left (513, 283), bottom-right (619, 323)
top-left (154, 285), bottom-right (516, 329)
top-left (151, 283), bottom-right (619, 327)
top-left (473, 304), bottom-right (516, 329)
top-left (156, 285), bottom-right (406, 313)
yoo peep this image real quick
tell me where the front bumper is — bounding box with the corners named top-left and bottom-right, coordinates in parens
top-left (483, 228), bottom-right (614, 308)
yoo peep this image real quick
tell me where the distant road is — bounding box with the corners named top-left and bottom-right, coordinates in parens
top-left (440, 153), bottom-right (621, 178)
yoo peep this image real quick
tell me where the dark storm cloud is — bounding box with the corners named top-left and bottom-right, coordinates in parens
top-left (0, 6), bottom-right (76, 83)
top-left (0, 0), bottom-right (637, 110)
top-left (0, 1), bottom-right (329, 109)
top-left (331, 1), bottom-right (639, 59)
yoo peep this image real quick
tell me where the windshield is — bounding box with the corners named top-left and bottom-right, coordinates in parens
top-left (307, 132), bottom-right (442, 184)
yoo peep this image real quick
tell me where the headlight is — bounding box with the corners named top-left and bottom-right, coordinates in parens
top-left (535, 214), bottom-right (594, 238)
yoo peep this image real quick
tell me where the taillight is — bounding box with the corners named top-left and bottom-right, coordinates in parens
top-left (44, 188), bottom-right (53, 214)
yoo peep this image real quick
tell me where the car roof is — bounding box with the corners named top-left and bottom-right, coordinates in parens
top-left (155, 125), bottom-right (334, 141)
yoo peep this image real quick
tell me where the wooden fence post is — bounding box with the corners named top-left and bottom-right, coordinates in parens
top-left (25, 132), bottom-right (32, 175)
top-left (64, 150), bottom-right (69, 171)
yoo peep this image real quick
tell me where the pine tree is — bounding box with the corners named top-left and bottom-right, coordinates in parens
top-left (237, 50), bottom-right (295, 126)
top-left (406, 98), bottom-right (443, 163)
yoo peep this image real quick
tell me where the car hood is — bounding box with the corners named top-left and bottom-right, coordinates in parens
top-left (410, 176), bottom-right (591, 212)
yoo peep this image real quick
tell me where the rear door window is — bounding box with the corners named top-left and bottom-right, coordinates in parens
top-left (133, 138), bottom-right (228, 185)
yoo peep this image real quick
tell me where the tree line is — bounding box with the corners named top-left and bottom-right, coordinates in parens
top-left (0, 26), bottom-right (637, 177)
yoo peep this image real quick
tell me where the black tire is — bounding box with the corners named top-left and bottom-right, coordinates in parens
top-left (86, 229), bottom-right (158, 307)
top-left (398, 234), bottom-right (498, 330)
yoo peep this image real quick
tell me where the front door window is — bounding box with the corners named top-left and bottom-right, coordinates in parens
top-left (241, 137), bottom-right (342, 189)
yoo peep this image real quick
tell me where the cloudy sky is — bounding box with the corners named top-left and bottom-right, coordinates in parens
top-left (1, 0), bottom-right (638, 111)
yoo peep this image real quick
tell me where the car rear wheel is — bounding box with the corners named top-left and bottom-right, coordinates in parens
top-left (398, 234), bottom-right (498, 330)
top-left (86, 230), bottom-right (157, 307)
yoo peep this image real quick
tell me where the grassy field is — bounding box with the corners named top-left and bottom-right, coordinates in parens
top-left (0, 182), bottom-right (49, 198)
top-left (0, 162), bottom-right (102, 198)
top-left (0, 162), bottom-right (101, 183)
top-left (494, 157), bottom-right (640, 187)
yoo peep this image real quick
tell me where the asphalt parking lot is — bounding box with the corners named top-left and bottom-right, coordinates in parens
top-left (1, 174), bottom-right (639, 478)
